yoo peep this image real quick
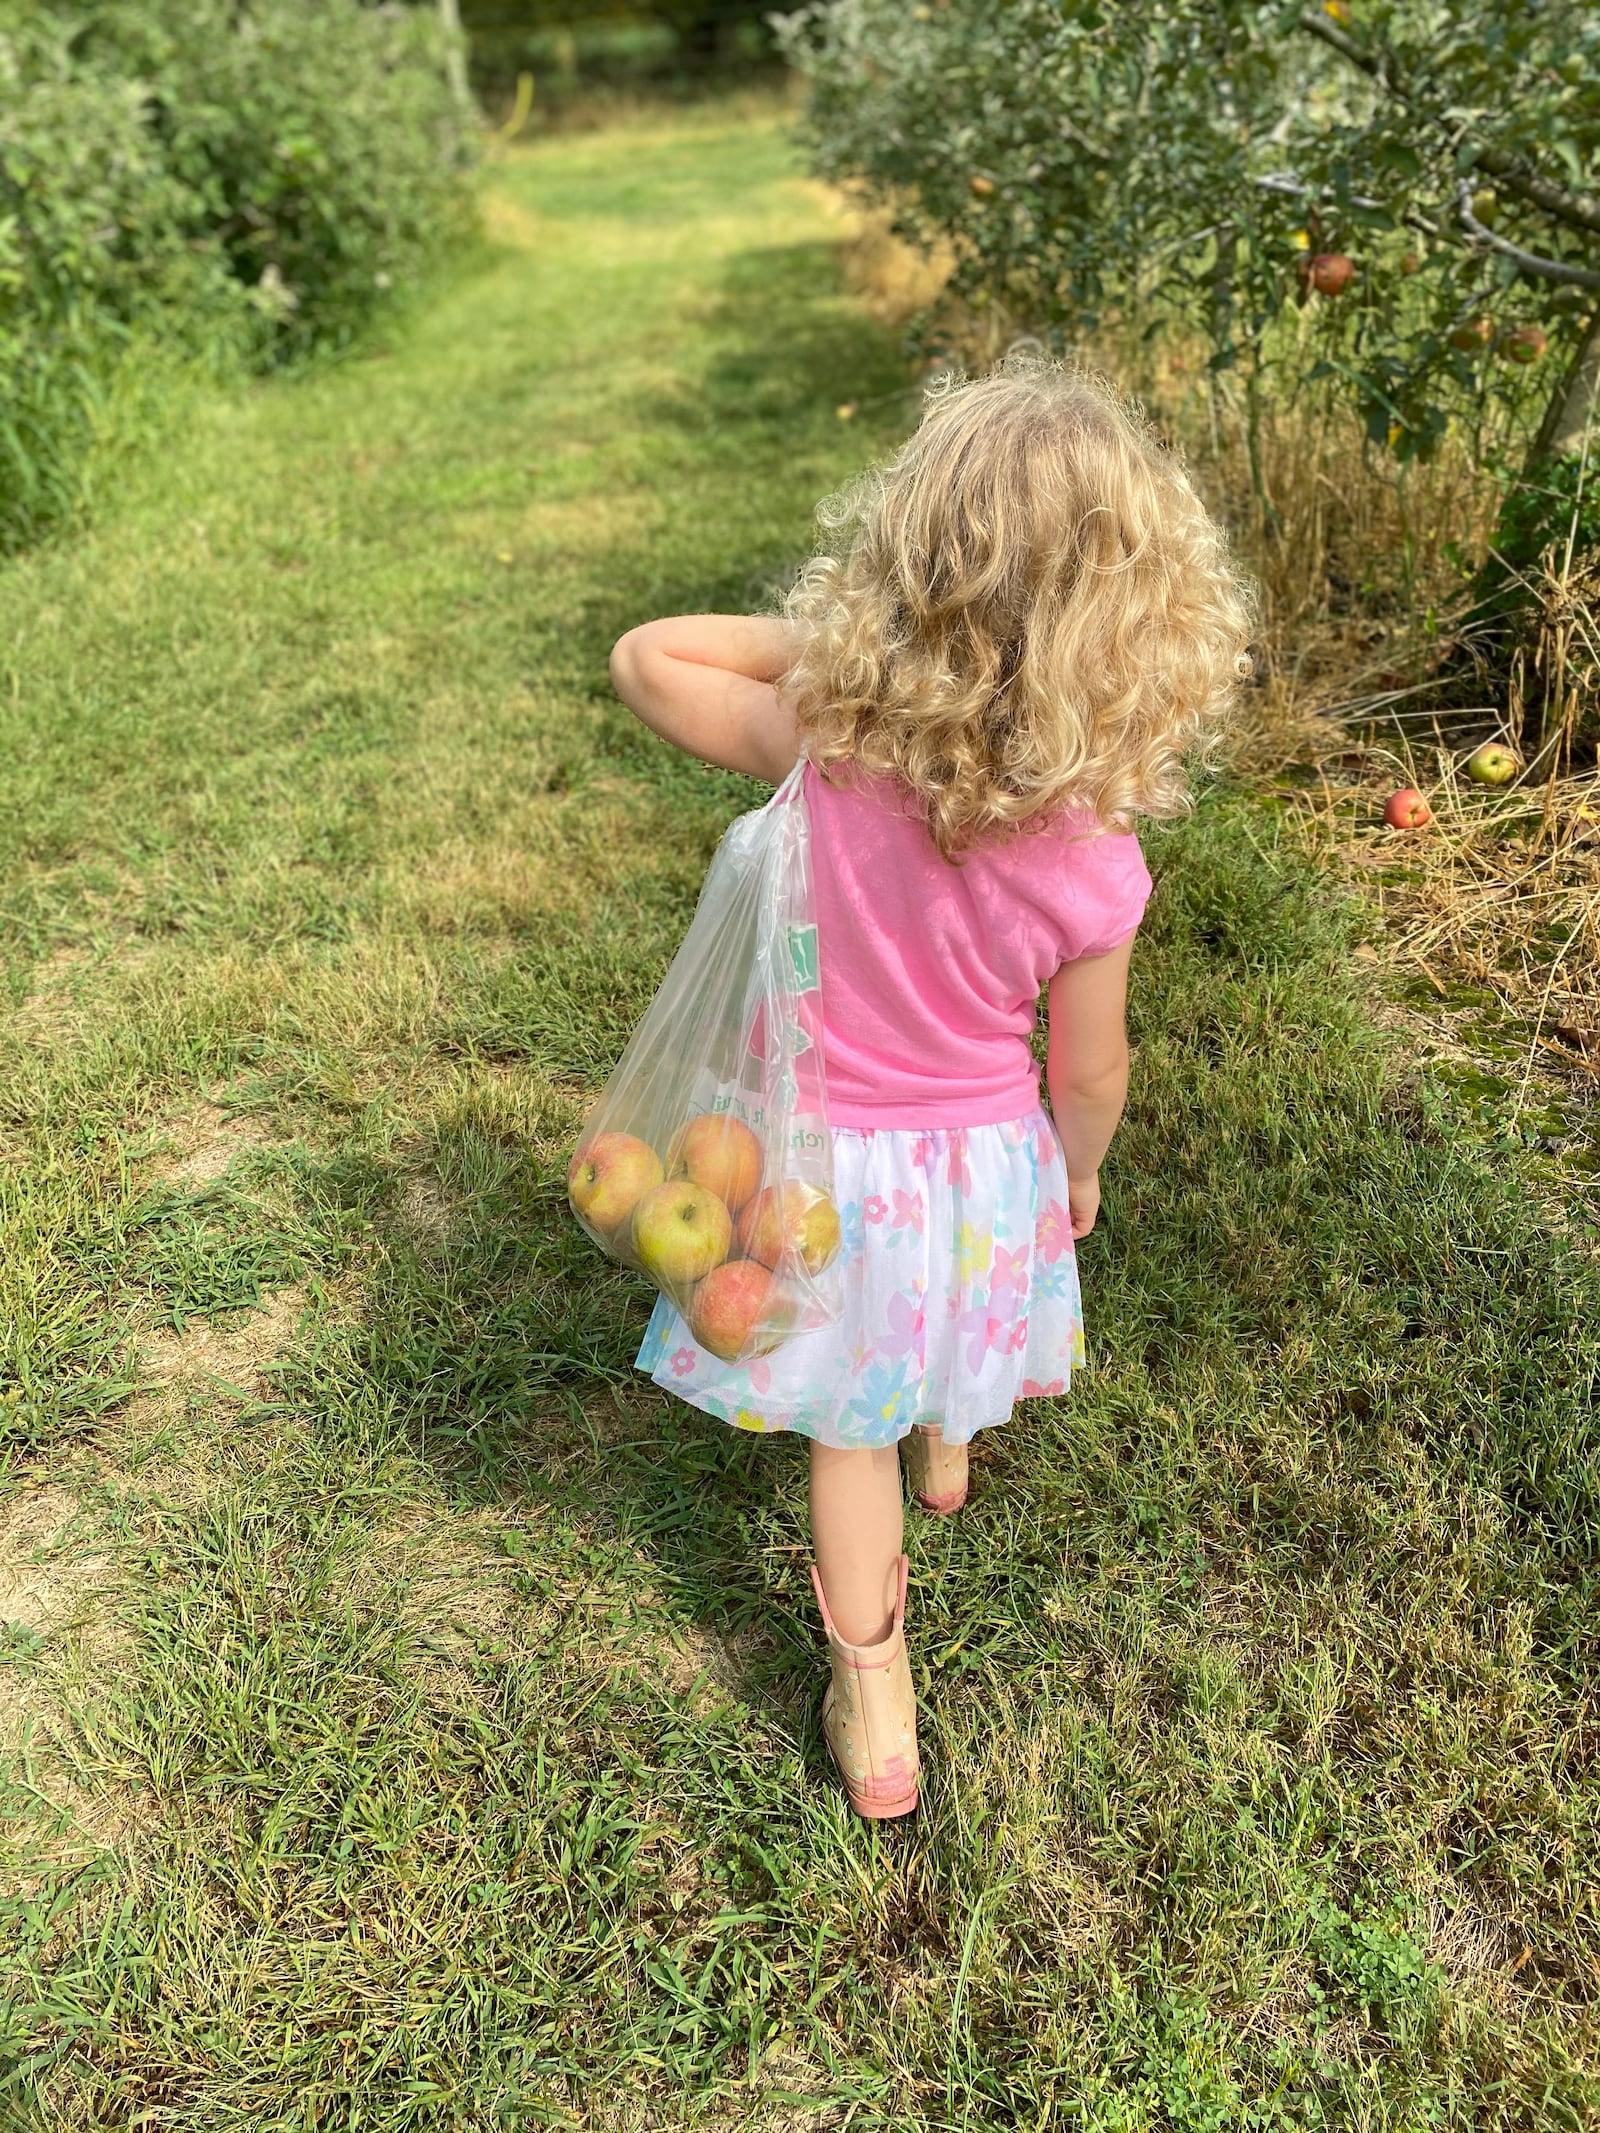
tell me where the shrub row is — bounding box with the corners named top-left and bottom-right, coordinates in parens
top-left (0, 1), bottom-right (475, 552)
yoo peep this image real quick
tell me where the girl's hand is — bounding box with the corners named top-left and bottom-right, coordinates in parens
top-left (1067, 1172), bottom-right (1101, 1239)
top-left (608, 614), bottom-right (802, 782)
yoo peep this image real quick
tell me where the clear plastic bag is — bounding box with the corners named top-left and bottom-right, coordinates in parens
top-left (567, 758), bottom-right (842, 1363)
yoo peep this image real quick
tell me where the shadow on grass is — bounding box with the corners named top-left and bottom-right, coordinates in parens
top-left (279, 228), bottom-right (1600, 1746)
top-left (275, 787), bottom-right (1600, 1776)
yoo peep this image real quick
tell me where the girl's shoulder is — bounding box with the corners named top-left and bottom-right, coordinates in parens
top-left (997, 806), bottom-right (1153, 960)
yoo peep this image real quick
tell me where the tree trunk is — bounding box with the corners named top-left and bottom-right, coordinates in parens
top-left (1460, 309), bottom-right (1600, 760)
top-left (437, 0), bottom-right (473, 118)
top-left (1526, 306), bottom-right (1600, 472)
top-left (682, 10), bottom-right (734, 64)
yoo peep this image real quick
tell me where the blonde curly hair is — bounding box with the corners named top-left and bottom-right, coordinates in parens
top-left (782, 349), bottom-right (1254, 861)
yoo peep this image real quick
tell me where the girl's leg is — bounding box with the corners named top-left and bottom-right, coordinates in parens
top-left (808, 1440), bottom-right (904, 1646)
top-left (807, 1439), bottom-right (919, 1818)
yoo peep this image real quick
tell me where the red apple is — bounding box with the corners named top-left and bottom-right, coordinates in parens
top-left (1383, 787), bottom-right (1433, 829)
top-left (689, 1260), bottom-right (794, 1362)
top-left (669, 1115), bottom-right (763, 1215)
top-left (1501, 325), bottom-right (1548, 364)
top-left (736, 1182), bottom-right (842, 1277)
top-left (568, 1133), bottom-right (663, 1237)
top-left (631, 1180), bottom-right (732, 1289)
top-left (1310, 253), bottom-right (1355, 296)
top-left (1465, 742), bottom-right (1520, 786)
top-left (968, 174), bottom-right (996, 198)
top-left (1400, 250), bottom-right (1422, 275)
top-left (1450, 315), bottom-right (1494, 352)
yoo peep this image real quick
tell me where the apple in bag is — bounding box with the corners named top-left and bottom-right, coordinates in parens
top-left (568, 1133), bottom-right (664, 1237)
top-left (736, 1181), bottom-right (841, 1277)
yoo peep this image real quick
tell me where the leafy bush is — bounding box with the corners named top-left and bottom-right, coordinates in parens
top-left (775, 0), bottom-right (1599, 480)
top-left (0, 1), bottom-right (474, 551)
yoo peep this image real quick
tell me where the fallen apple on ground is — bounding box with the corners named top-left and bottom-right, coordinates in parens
top-left (632, 1180), bottom-right (732, 1288)
top-left (737, 1182), bottom-right (842, 1277)
top-left (568, 1132), bottom-right (663, 1236)
top-left (690, 1260), bottom-right (792, 1361)
top-left (1383, 787), bottom-right (1433, 829)
top-left (1465, 742), bottom-right (1520, 786)
top-left (670, 1114), bottom-right (763, 1214)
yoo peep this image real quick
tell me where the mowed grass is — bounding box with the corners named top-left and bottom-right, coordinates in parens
top-left (2, 105), bottom-right (1598, 2132)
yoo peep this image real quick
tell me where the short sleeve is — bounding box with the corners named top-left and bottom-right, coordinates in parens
top-left (1051, 824), bottom-right (1153, 963)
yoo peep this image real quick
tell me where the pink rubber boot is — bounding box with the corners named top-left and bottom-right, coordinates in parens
top-left (900, 1423), bottom-right (969, 1515)
top-left (810, 1555), bottom-right (920, 1820)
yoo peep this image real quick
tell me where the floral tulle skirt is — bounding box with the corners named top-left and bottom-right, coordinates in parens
top-left (635, 1108), bottom-right (1085, 1451)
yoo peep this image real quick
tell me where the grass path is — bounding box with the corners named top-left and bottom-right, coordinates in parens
top-left (2, 106), bottom-right (1599, 2131)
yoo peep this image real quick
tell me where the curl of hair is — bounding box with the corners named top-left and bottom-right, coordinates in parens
top-left (781, 350), bottom-right (1255, 862)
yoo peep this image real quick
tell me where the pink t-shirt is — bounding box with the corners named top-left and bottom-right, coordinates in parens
top-left (805, 762), bottom-right (1152, 1128)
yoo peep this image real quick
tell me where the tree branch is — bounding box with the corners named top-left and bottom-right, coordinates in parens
top-left (1457, 186), bottom-right (1600, 290)
top-left (1298, 12), bottom-right (1600, 241)
top-left (1254, 170), bottom-right (1442, 240)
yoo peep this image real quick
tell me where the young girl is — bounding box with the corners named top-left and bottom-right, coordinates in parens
top-left (610, 354), bottom-right (1250, 1819)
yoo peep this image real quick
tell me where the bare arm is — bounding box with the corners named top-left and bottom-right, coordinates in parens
top-left (608, 614), bottom-right (803, 783)
top-left (1046, 937), bottom-right (1134, 1238)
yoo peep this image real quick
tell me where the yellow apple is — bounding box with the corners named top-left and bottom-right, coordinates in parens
top-left (632, 1181), bottom-right (732, 1288)
top-left (1465, 742), bottom-right (1520, 785)
top-left (736, 1183), bottom-right (842, 1277)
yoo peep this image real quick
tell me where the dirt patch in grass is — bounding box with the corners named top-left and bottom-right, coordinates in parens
top-left (138, 1285), bottom-right (310, 1402)
top-left (344, 1506), bottom-right (528, 1710)
top-left (397, 1170), bottom-right (456, 1250)
top-left (0, 1485), bottom-right (109, 1643)
top-left (481, 189), bottom-right (545, 251)
top-left (140, 1099), bottom-right (274, 1188)
top-left (10, 936), bottom-right (161, 1049)
top-left (0, 1482), bottom-right (135, 1854)
top-left (97, 1286), bottom-right (312, 1501)
top-left (11, 946), bottom-right (108, 1048)
top-left (637, 1605), bottom-right (745, 1707)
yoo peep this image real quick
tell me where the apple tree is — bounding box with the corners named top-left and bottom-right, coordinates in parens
top-left (775, 0), bottom-right (1599, 558)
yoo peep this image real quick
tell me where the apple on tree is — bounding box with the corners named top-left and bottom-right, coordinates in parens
top-left (1449, 315), bottom-right (1495, 352)
top-left (1309, 253), bottom-right (1354, 296)
top-left (1500, 326), bottom-right (1548, 365)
